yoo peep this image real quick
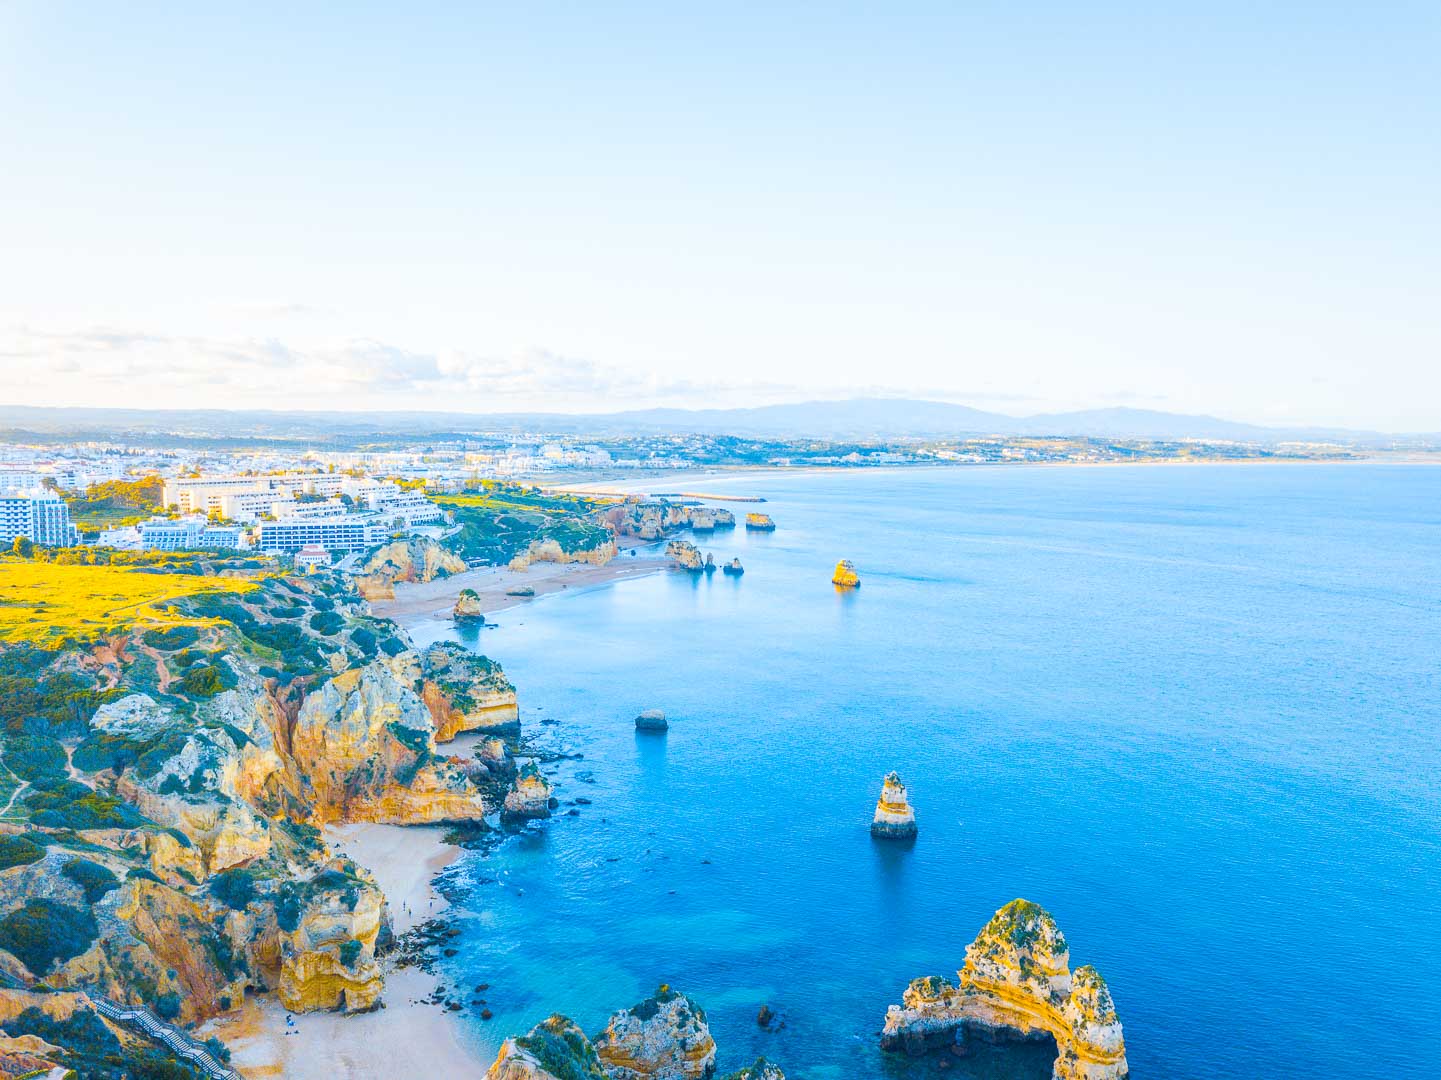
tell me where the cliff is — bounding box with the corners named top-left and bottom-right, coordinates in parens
top-left (665, 540), bottom-right (705, 572)
top-left (453, 588), bottom-right (487, 621)
top-left (880, 899), bottom-right (1127, 1079)
top-left (509, 537), bottom-right (617, 571)
top-left (744, 513), bottom-right (775, 531)
top-left (356, 537), bottom-right (467, 598)
top-left (421, 641), bottom-right (520, 739)
top-left (487, 1014), bottom-right (608, 1080)
top-left (594, 984), bottom-right (717, 1080)
top-left (502, 764), bottom-right (554, 822)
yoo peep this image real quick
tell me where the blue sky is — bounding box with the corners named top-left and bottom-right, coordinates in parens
top-left (1, 2), bottom-right (1437, 428)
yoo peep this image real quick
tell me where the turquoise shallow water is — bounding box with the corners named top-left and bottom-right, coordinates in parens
top-left (414, 464), bottom-right (1441, 1079)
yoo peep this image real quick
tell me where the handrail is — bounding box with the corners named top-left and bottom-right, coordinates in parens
top-left (88, 995), bottom-right (242, 1080)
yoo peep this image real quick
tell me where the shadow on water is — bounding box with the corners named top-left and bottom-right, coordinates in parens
top-left (634, 729), bottom-right (668, 778)
top-left (877, 1040), bottom-right (1057, 1080)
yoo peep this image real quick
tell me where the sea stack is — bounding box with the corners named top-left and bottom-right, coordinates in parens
top-left (704, 552), bottom-right (717, 574)
top-left (453, 587), bottom-right (487, 621)
top-left (635, 709), bottom-right (668, 732)
top-left (832, 559), bottom-right (861, 588)
top-left (722, 557), bottom-right (744, 576)
top-left (871, 771), bottom-right (918, 839)
top-left (502, 763), bottom-right (554, 822)
top-left (880, 899), bottom-right (1128, 1080)
top-left (665, 539), bottom-right (705, 572)
top-left (745, 512), bottom-right (776, 531)
top-left (594, 984), bottom-right (717, 1080)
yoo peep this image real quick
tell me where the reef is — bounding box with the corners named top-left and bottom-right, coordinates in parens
top-left (831, 560), bottom-right (860, 588)
top-left (881, 899), bottom-right (1128, 1079)
top-left (870, 771), bottom-right (917, 839)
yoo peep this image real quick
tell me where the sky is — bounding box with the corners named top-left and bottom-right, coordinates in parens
top-left (1, 2), bottom-right (1438, 430)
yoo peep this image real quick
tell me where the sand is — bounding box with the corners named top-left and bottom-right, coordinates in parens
top-left (200, 824), bottom-right (484, 1078)
top-left (369, 544), bottom-right (669, 626)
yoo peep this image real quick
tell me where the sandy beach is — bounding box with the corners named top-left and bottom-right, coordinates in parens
top-left (369, 543), bottom-right (670, 625)
top-left (201, 824), bottom-right (486, 1079)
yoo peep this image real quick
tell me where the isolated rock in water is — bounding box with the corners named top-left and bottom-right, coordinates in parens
top-left (665, 540), bottom-right (705, 572)
top-left (703, 553), bottom-right (717, 574)
top-left (720, 1060), bottom-right (785, 1080)
top-left (594, 984), bottom-right (717, 1080)
top-left (871, 771), bottom-right (918, 839)
top-left (635, 709), bottom-right (669, 732)
top-left (453, 588), bottom-right (487, 621)
top-left (745, 513), bottom-right (775, 531)
top-left (503, 764), bottom-right (553, 821)
top-left (832, 559), bottom-right (860, 588)
top-left (711, 509), bottom-right (736, 529)
top-left (721, 558), bottom-right (744, 576)
top-left (476, 737), bottom-right (516, 777)
top-left (487, 1014), bottom-right (607, 1079)
top-left (506, 585), bottom-right (537, 597)
top-left (880, 899), bottom-right (1128, 1080)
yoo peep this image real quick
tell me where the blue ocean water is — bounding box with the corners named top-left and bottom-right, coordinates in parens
top-left (415, 465), bottom-right (1441, 1079)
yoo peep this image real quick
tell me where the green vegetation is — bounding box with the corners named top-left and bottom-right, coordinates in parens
top-left (176, 660), bottom-right (236, 698)
top-left (432, 483), bottom-right (612, 564)
top-left (210, 866), bottom-right (259, 910)
top-left (24, 777), bottom-right (147, 830)
top-left (0, 833), bottom-right (44, 870)
top-left (512, 1015), bottom-right (608, 1080)
top-left (61, 856), bottom-right (120, 902)
top-left (0, 897), bottom-right (98, 974)
top-left (65, 477), bottom-right (164, 532)
top-left (1, 1004), bottom-right (209, 1079)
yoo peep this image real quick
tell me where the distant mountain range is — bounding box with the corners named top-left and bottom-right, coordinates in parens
top-left (0, 400), bottom-right (1422, 444)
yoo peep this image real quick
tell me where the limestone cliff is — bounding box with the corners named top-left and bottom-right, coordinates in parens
top-left (356, 536), bottom-right (466, 597)
top-left (832, 560), bottom-right (860, 588)
top-left (509, 537), bottom-right (617, 571)
top-left (665, 540), bottom-right (705, 572)
top-left (881, 899), bottom-right (1128, 1080)
top-left (487, 1014), bottom-right (608, 1080)
top-left (594, 984), bottom-right (717, 1080)
top-left (453, 588), bottom-right (487, 622)
top-left (502, 764), bottom-right (553, 822)
top-left (275, 859), bottom-right (386, 1013)
top-left (421, 641), bottom-right (520, 739)
top-left (744, 513), bottom-right (775, 531)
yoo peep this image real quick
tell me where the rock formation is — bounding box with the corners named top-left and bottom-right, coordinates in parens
top-left (502, 764), bottom-right (554, 822)
top-left (421, 641), bottom-right (520, 739)
top-left (690, 509), bottom-right (716, 531)
top-left (744, 513), bottom-right (775, 531)
top-left (665, 540), bottom-right (705, 572)
top-left (356, 537), bottom-right (467, 598)
top-left (453, 588), bottom-right (487, 622)
top-left (721, 558), bottom-right (743, 576)
top-left (487, 1014), bottom-right (608, 1079)
top-left (881, 899), bottom-right (1127, 1080)
top-left (276, 859), bottom-right (386, 1013)
top-left (634, 709), bottom-right (669, 732)
top-left (720, 1061), bottom-right (785, 1080)
top-left (832, 560), bottom-right (860, 588)
top-left (870, 772), bottom-right (917, 839)
top-left (593, 984), bottom-right (717, 1080)
top-left (710, 509), bottom-right (736, 529)
top-left (506, 585), bottom-right (537, 597)
top-left (508, 537), bottom-right (617, 572)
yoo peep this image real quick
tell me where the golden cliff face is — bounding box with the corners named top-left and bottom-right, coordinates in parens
top-left (487, 1014), bottom-right (609, 1080)
top-left (871, 771), bottom-right (918, 839)
top-left (832, 560), bottom-right (860, 588)
top-left (275, 859), bottom-right (386, 1013)
top-left (508, 537), bottom-right (617, 571)
top-left (881, 899), bottom-right (1128, 1080)
top-left (593, 985), bottom-right (717, 1080)
top-left (421, 641), bottom-right (520, 741)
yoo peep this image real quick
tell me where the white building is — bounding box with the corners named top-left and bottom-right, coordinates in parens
top-left (254, 516), bottom-right (384, 553)
top-left (216, 489), bottom-right (296, 522)
top-left (0, 489), bottom-right (78, 547)
top-left (136, 516), bottom-right (247, 551)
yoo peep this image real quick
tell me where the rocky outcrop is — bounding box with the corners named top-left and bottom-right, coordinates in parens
top-left (710, 509), bottom-right (736, 529)
top-left (506, 585), bottom-right (537, 597)
top-left (634, 709), bottom-right (668, 732)
top-left (881, 899), bottom-right (1127, 1080)
top-left (721, 558), bottom-right (743, 576)
top-left (453, 588), bottom-right (487, 622)
top-left (363, 537), bottom-right (467, 585)
top-left (508, 537), bottom-right (617, 572)
top-left (832, 560), bottom-right (860, 588)
top-left (420, 641), bottom-right (519, 740)
top-left (502, 765), bottom-right (553, 822)
top-left (487, 1014), bottom-right (608, 1080)
top-left (594, 984), bottom-right (717, 1080)
top-left (665, 541), bottom-right (704, 572)
top-left (275, 859), bottom-right (386, 1013)
top-left (720, 1061), bottom-right (785, 1080)
top-left (871, 772), bottom-right (917, 839)
top-left (744, 513), bottom-right (775, 531)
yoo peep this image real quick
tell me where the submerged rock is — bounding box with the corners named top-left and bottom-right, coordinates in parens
top-left (870, 771), bottom-right (918, 840)
top-left (880, 899), bottom-right (1128, 1079)
top-left (832, 559), bottom-right (860, 588)
top-left (720, 1061), bottom-right (785, 1080)
top-left (635, 709), bottom-right (669, 732)
top-left (503, 764), bottom-right (554, 822)
top-left (745, 513), bottom-right (775, 531)
top-left (594, 984), bottom-right (717, 1080)
top-left (506, 585), bottom-right (537, 598)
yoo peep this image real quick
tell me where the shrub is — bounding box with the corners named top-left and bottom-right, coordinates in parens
top-left (349, 627), bottom-right (377, 655)
top-left (338, 939), bottom-right (362, 967)
top-left (177, 662), bottom-right (234, 699)
top-left (154, 992), bottom-right (181, 1020)
top-left (379, 636), bottom-right (407, 657)
top-left (61, 857), bottom-right (120, 903)
top-left (0, 898), bottom-right (98, 975)
top-left (0, 732), bottom-right (67, 781)
top-left (144, 626), bottom-right (200, 651)
top-left (309, 611), bottom-right (344, 636)
top-left (72, 732), bottom-right (145, 774)
top-left (210, 866), bottom-right (258, 911)
top-left (0, 834), bottom-right (44, 871)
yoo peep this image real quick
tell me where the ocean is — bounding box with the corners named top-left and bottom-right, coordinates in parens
top-left (411, 464), bottom-right (1441, 1079)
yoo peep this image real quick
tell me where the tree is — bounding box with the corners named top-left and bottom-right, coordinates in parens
top-left (11, 536), bottom-right (34, 558)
